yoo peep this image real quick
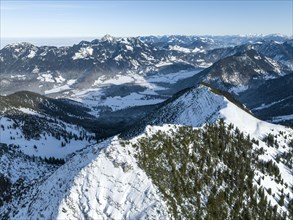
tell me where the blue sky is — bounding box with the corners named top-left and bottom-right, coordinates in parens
top-left (1, 0), bottom-right (292, 38)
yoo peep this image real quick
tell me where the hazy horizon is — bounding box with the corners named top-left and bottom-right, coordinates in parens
top-left (1, 33), bottom-right (292, 49)
top-left (1, 0), bottom-right (292, 39)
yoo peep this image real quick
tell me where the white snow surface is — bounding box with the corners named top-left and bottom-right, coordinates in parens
top-left (155, 62), bottom-right (173, 67)
top-left (37, 73), bottom-right (55, 83)
top-left (10, 74), bottom-right (26, 79)
top-left (71, 88), bottom-right (165, 112)
top-left (101, 93), bottom-right (165, 112)
top-left (72, 47), bottom-right (93, 60)
top-left (32, 66), bottom-right (40, 73)
top-left (67, 79), bottom-right (77, 85)
top-left (45, 85), bottom-right (71, 94)
top-left (149, 85), bottom-right (293, 214)
top-left (168, 45), bottom-right (205, 54)
top-left (27, 50), bottom-right (36, 58)
top-left (8, 137), bottom-right (169, 219)
top-left (114, 54), bottom-right (123, 61)
top-left (160, 85), bottom-right (291, 141)
top-left (19, 107), bottom-right (42, 116)
top-left (0, 116), bottom-right (95, 159)
top-left (44, 79), bottom-right (77, 94)
top-left (229, 85), bottom-right (248, 95)
top-left (169, 45), bottom-right (191, 53)
top-left (55, 75), bottom-right (66, 84)
top-left (1, 85), bottom-right (292, 218)
top-left (93, 73), bottom-right (153, 87)
top-left (0, 146), bottom-right (57, 184)
top-left (146, 69), bottom-right (201, 84)
top-left (125, 45), bottom-right (134, 51)
top-left (92, 70), bottom-right (201, 87)
top-left (254, 55), bottom-right (261, 60)
top-left (192, 47), bottom-right (205, 53)
top-left (69, 69), bottom-right (202, 113)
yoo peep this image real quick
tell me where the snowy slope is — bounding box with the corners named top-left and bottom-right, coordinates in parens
top-left (1, 138), bottom-right (169, 219)
top-left (203, 49), bottom-right (285, 87)
top-left (0, 85), bottom-right (293, 219)
top-left (0, 91), bottom-right (99, 158)
top-left (125, 85), bottom-right (293, 214)
top-left (1, 36), bottom-right (291, 127)
top-left (129, 85), bottom-right (290, 136)
top-left (1, 85), bottom-right (292, 219)
top-left (0, 116), bottom-right (95, 159)
top-left (0, 143), bottom-right (59, 217)
top-left (0, 35), bottom-right (206, 96)
top-left (0, 144), bottom-right (58, 184)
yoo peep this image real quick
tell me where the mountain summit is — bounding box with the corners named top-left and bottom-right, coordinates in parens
top-left (1, 84), bottom-right (292, 219)
top-left (1, 35), bottom-right (292, 219)
top-left (101, 34), bottom-right (117, 42)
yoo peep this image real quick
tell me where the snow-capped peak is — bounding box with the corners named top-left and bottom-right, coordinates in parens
top-left (126, 84), bottom-right (291, 141)
top-left (101, 34), bottom-right (116, 42)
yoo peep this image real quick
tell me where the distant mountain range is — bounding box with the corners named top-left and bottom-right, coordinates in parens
top-left (1, 35), bottom-right (292, 95)
top-left (0, 34), bottom-right (292, 219)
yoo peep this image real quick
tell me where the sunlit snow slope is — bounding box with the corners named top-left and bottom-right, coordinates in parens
top-left (1, 138), bottom-right (169, 219)
top-left (1, 85), bottom-right (292, 219)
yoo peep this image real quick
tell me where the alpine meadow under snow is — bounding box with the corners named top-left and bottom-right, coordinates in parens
top-left (0, 34), bottom-right (293, 219)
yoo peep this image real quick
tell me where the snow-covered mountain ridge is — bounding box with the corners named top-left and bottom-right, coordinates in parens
top-left (0, 137), bottom-right (170, 219)
top-left (1, 85), bottom-right (292, 219)
top-left (1, 35), bottom-right (292, 125)
top-left (0, 91), bottom-right (99, 158)
top-left (1, 35), bottom-right (293, 219)
top-left (0, 35), bottom-right (291, 97)
top-left (124, 84), bottom-right (291, 144)
top-left (0, 35), bottom-right (202, 96)
top-left (204, 49), bottom-right (285, 86)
